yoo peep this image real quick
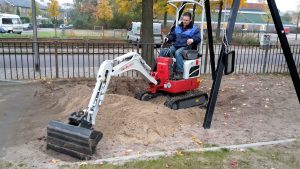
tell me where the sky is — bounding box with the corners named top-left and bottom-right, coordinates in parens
top-left (58, 0), bottom-right (300, 12)
top-left (273, 0), bottom-right (299, 12)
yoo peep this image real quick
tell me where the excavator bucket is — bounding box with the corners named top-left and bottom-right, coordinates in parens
top-left (46, 120), bottom-right (103, 160)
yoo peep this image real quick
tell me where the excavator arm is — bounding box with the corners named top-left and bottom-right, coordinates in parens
top-left (85, 52), bottom-right (157, 125)
top-left (47, 52), bottom-right (157, 159)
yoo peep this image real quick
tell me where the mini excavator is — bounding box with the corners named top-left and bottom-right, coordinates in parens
top-left (46, 0), bottom-right (300, 159)
top-left (47, 45), bottom-right (209, 159)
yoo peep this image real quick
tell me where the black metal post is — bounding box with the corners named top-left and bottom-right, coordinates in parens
top-left (296, 11), bottom-right (299, 40)
top-left (55, 42), bottom-right (59, 78)
top-left (205, 0), bottom-right (216, 80)
top-left (203, 0), bottom-right (240, 129)
top-left (266, 0), bottom-right (300, 103)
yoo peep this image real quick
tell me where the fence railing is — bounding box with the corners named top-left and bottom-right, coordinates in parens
top-left (0, 41), bottom-right (299, 80)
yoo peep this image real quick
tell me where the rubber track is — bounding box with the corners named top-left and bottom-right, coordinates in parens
top-left (164, 90), bottom-right (208, 109)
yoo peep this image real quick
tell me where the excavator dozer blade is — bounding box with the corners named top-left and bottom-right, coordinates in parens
top-left (46, 120), bottom-right (102, 160)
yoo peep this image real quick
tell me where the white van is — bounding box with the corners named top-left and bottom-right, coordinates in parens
top-left (127, 22), bottom-right (163, 47)
top-left (0, 13), bottom-right (23, 34)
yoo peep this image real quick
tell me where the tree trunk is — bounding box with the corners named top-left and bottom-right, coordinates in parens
top-left (31, 0), bottom-right (39, 72)
top-left (163, 11), bottom-right (168, 28)
top-left (141, 0), bottom-right (154, 67)
top-left (55, 18), bottom-right (57, 37)
top-left (216, 0), bottom-right (223, 39)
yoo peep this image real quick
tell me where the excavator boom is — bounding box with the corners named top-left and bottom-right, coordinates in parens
top-left (47, 52), bottom-right (157, 159)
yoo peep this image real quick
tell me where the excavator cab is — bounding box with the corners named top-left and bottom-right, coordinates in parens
top-left (162, 0), bottom-right (206, 79)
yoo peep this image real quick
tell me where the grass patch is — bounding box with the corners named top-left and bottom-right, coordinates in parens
top-left (0, 31), bottom-right (127, 40)
top-left (0, 31), bottom-right (57, 38)
top-left (0, 33), bottom-right (30, 38)
top-left (77, 142), bottom-right (300, 169)
top-left (0, 161), bottom-right (13, 169)
top-left (79, 150), bottom-right (231, 169)
top-left (59, 164), bottom-right (71, 169)
top-left (202, 143), bottom-right (219, 148)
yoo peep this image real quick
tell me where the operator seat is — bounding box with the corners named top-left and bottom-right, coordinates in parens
top-left (182, 43), bottom-right (202, 60)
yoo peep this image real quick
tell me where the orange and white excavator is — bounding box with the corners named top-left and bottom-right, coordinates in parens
top-left (47, 46), bottom-right (208, 158)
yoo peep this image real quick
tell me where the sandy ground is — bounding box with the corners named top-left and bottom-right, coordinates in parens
top-left (0, 74), bottom-right (299, 168)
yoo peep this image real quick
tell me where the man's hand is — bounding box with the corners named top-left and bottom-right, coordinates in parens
top-left (164, 37), bottom-right (169, 43)
top-left (187, 39), bottom-right (194, 45)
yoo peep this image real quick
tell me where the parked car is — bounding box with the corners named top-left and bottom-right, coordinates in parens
top-left (127, 22), bottom-right (163, 47)
top-left (0, 27), bottom-right (6, 33)
top-left (284, 27), bottom-right (290, 34)
top-left (59, 24), bottom-right (73, 29)
top-left (0, 13), bottom-right (23, 34)
top-left (22, 23), bottom-right (33, 30)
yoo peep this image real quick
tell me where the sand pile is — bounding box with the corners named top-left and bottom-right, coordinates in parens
top-left (97, 94), bottom-right (203, 144)
top-left (43, 77), bottom-right (205, 145)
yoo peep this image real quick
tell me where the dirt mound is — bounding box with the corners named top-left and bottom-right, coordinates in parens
top-left (97, 94), bottom-right (203, 145)
top-left (107, 77), bottom-right (148, 97)
top-left (58, 84), bottom-right (92, 117)
top-left (44, 77), bottom-right (204, 145)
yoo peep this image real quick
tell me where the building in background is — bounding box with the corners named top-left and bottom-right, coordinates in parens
top-left (162, 1), bottom-right (296, 33)
top-left (0, 0), bottom-right (47, 16)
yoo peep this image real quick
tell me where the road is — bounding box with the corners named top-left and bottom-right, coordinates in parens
top-left (0, 44), bottom-right (299, 80)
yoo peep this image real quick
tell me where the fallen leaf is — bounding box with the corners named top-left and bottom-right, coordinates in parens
top-left (230, 160), bottom-right (238, 169)
top-left (224, 113), bottom-right (230, 119)
top-left (176, 151), bottom-right (184, 156)
top-left (191, 136), bottom-right (203, 146)
top-left (50, 159), bottom-right (60, 164)
top-left (126, 149), bottom-right (133, 152)
top-left (80, 162), bottom-right (87, 166)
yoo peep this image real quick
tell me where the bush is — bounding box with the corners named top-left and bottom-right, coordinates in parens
top-left (39, 24), bottom-right (54, 28)
top-left (232, 31), bottom-right (259, 45)
top-left (71, 14), bottom-right (95, 29)
top-left (20, 17), bottom-right (30, 23)
top-left (108, 12), bottom-right (130, 29)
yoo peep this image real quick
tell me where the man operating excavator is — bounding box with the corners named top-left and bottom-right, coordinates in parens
top-left (161, 12), bottom-right (201, 79)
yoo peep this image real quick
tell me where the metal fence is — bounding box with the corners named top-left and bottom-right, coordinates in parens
top-left (0, 40), bottom-right (299, 80)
